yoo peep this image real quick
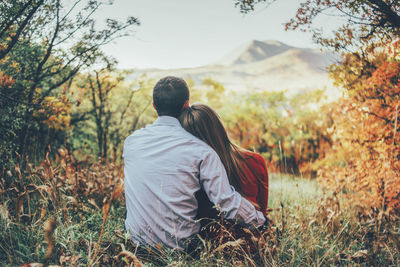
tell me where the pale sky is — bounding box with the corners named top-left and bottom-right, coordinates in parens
top-left (98, 0), bottom-right (338, 69)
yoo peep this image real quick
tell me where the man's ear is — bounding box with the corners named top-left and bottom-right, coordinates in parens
top-left (183, 100), bottom-right (189, 109)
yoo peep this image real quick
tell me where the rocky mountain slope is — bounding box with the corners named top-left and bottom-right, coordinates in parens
top-left (131, 40), bottom-right (341, 99)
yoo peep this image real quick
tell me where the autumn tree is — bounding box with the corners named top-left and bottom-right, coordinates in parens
top-left (188, 77), bottom-right (334, 175)
top-left (235, 0), bottom-right (400, 213)
top-left (235, 0), bottom-right (400, 50)
top-left (0, 0), bottom-right (45, 60)
top-left (216, 89), bottom-right (334, 175)
top-left (315, 44), bottom-right (400, 213)
top-left (0, 0), bottom-right (139, 168)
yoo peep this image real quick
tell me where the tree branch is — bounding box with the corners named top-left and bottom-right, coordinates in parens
top-left (0, 0), bottom-right (45, 60)
top-left (369, 0), bottom-right (400, 29)
top-left (0, 0), bottom-right (34, 39)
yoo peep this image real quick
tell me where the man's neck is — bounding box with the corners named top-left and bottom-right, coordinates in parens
top-left (154, 116), bottom-right (181, 126)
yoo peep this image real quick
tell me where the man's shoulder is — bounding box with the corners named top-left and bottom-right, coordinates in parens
top-left (124, 127), bottom-right (146, 144)
top-left (123, 123), bottom-right (214, 152)
top-left (180, 129), bottom-right (216, 149)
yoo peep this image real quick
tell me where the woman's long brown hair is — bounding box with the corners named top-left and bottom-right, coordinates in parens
top-left (179, 103), bottom-right (252, 193)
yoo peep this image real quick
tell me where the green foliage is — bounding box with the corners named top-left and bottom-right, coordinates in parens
top-left (0, 104), bottom-right (25, 170)
top-left (195, 82), bottom-right (334, 175)
top-left (69, 73), bottom-right (155, 161)
top-left (0, 0), bottom-right (139, 169)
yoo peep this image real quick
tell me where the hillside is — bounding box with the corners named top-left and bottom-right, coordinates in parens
top-left (215, 40), bottom-right (294, 65)
top-left (131, 40), bottom-right (340, 99)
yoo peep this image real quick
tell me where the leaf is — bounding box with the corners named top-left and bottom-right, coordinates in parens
top-left (116, 244), bottom-right (144, 267)
top-left (351, 249), bottom-right (368, 263)
top-left (212, 239), bottom-right (246, 253)
top-left (111, 180), bottom-right (124, 202)
top-left (16, 194), bottom-right (25, 214)
top-left (39, 207), bottom-right (46, 220)
top-left (88, 199), bottom-right (100, 210)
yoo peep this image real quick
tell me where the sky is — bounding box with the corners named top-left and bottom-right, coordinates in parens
top-left (97, 0), bottom-right (336, 69)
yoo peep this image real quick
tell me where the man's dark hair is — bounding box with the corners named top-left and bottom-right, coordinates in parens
top-left (153, 76), bottom-right (190, 118)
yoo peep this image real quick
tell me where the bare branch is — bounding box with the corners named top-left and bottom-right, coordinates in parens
top-left (0, 0), bottom-right (45, 60)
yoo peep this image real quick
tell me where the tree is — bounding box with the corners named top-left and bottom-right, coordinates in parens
top-left (235, 0), bottom-right (400, 51)
top-left (85, 59), bottom-right (123, 159)
top-left (108, 77), bottom-right (154, 161)
top-left (0, 0), bottom-right (139, 167)
top-left (235, 0), bottom-right (400, 214)
top-left (217, 89), bottom-right (334, 175)
top-left (69, 74), bottom-right (154, 162)
top-left (317, 46), bottom-right (400, 213)
top-left (0, 0), bottom-right (45, 60)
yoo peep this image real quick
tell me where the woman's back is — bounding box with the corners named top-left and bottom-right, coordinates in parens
top-left (239, 151), bottom-right (269, 215)
top-left (179, 103), bottom-right (269, 215)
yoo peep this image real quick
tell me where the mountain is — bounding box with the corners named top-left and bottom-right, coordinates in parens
top-left (215, 40), bottom-right (294, 65)
top-left (131, 40), bottom-right (340, 99)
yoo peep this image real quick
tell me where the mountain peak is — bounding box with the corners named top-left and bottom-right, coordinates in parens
top-left (253, 40), bottom-right (285, 46)
top-left (216, 40), bottom-right (294, 66)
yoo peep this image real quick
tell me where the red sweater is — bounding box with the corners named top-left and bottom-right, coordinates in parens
top-left (195, 151), bottom-right (269, 220)
top-left (240, 151), bottom-right (269, 215)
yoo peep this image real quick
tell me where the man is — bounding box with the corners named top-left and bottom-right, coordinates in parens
top-left (123, 76), bottom-right (265, 250)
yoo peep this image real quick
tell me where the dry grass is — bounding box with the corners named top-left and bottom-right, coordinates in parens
top-left (0, 154), bottom-right (399, 266)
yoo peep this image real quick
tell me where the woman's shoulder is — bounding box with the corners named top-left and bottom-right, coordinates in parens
top-left (243, 150), bottom-right (265, 163)
top-left (241, 150), bottom-right (269, 185)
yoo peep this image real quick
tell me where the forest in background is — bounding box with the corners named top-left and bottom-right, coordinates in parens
top-left (0, 0), bottom-right (399, 266)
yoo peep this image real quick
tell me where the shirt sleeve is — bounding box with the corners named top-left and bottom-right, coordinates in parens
top-left (199, 150), bottom-right (266, 227)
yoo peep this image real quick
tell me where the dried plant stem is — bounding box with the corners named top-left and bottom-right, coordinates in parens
top-left (393, 104), bottom-right (398, 147)
top-left (44, 217), bottom-right (57, 261)
top-left (88, 202), bottom-right (111, 267)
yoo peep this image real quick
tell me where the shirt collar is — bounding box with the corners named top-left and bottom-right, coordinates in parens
top-left (154, 116), bottom-right (181, 127)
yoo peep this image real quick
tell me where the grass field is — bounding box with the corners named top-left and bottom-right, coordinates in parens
top-left (1, 170), bottom-right (399, 266)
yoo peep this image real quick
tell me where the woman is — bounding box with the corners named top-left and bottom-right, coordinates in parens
top-left (179, 103), bottom-right (269, 215)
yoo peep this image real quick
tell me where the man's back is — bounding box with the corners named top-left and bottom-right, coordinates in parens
top-left (124, 116), bottom-right (234, 249)
top-left (124, 76), bottom-right (265, 250)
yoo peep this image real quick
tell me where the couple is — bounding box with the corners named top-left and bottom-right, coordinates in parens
top-left (123, 76), bottom-right (269, 250)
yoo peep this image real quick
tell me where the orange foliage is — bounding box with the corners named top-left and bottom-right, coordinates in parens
top-left (33, 88), bottom-right (71, 130)
top-left (0, 72), bottom-right (15, 88)
top-left (0, 148), bottom-right (124, 223)
top-left (318, 48), bottom-right (400, 215)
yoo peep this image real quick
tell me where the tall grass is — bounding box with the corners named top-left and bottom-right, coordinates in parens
top-left (0, 157), bottom-right (399, 266)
